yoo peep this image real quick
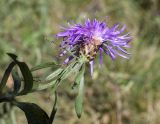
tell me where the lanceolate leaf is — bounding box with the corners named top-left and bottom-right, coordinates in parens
top-left (46, 68), bottom-right (63, 81)
top-left (32, 62), bottom-right (81, 92)
top-left (75, 75), bottom-right (84, 118)
top-left (75, 64), bottom-right (85, 86)
top-left (59, 61), bottom-right (77, 80)
top-left (31, 80), bottom-right (57, 92)
top-left (31, 62), bottom-right (59, 72)
top-left (31, 69), bottom-right (64, 92)
top-left (14, 102), bottom-right (50, 124)
top-left (0, 62), bottom-right (16, 91)
top-left (60, 61), bottom-right (82, 81)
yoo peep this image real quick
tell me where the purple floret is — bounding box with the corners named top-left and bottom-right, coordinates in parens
top-left (57, 18), bottom-right (132, 75)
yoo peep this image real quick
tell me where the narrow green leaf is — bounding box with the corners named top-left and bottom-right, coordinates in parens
top-left (32, 62), bottom-right (83, 92)
top-left (75, 64), bottom-right (85, 85)
top-left (14, 102), bottom-right (49, 124)
top-left (50, 62), bottom-right (78, 90)
top-left (31, 62), bottom-right (59, 72)
top-left (75, 76), bottom-right (84, 118)
top-left (46, 68), bottom-right (63, 81)
top-left (61, 62), bottom-right (82, 81)
top-left (31, 68), bottom-right (64, 92)
top-left (31, 80), bottom-right (57, 92)
top-left (0, 62), bottom-right (16, 91)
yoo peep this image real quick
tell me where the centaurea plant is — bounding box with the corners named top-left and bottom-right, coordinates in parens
top-left (0, 18), bottom-right (132, 124)
top-left (54, 18), bottom-right (132, 117)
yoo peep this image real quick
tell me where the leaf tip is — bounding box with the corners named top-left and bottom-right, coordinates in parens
top-left (7, 53), bottom-right (18, 60)
top-left (77, 113), bottom-right (82, 118)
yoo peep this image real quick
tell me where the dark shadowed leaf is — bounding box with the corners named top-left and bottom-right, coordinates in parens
top-left (12, 71), bottom-right (21, 94)
top-left (7, 53), bottom-right (33, 95)
top-left (16, 62), bottom-right (33, 95)
top-left (0, 95), bottom-right (14, 103)
top-left (7, 53), bottom-right (17, 60)
top-left (0, 62), bottom-right (16, 91)
top-left (14, 102), bottom-right (49, 124)
top-left (75, 75), bottom-right (84, 118)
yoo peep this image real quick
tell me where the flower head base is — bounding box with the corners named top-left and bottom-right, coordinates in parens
top-left (57, 19), bottom-right (132, 75)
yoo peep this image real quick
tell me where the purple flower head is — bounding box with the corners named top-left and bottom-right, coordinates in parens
top-left (57, 18), bottom-right (132, 76)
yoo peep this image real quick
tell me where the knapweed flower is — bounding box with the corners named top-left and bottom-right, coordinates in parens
top-left (57, 19), bottom-right (132, 75)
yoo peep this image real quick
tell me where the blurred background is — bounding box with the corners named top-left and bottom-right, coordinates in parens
top-left (0, 0), bottom-right (160, 124)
